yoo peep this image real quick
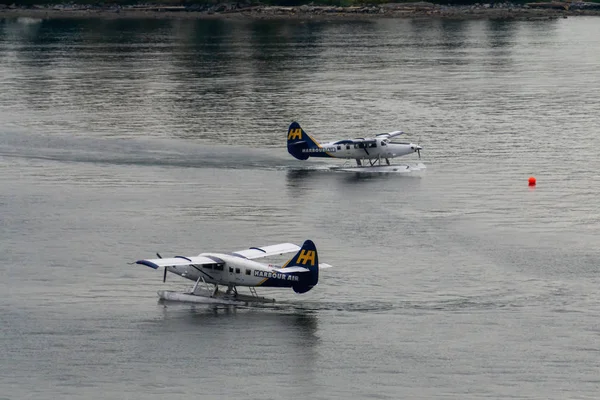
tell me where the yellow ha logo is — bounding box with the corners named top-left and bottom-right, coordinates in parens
top-left (288, 128), bottom-right (302, 141)
top-left (297, 250), bottom-right (315, 266)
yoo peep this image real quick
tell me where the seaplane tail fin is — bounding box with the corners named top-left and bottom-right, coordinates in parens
top-left (283, 239), bottom-right (319, 293)
top-left (287, 122), bottom-right (320, 160)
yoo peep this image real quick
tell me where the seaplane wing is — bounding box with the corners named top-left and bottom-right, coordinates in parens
top-left (231, 242), bottom-right (301, 259)
top-left (347, 138), bottom-right (376, 144)
top-left (375, 130), bottom-right (405, 139)
top-left (136, 255), bottom-right (217, 270)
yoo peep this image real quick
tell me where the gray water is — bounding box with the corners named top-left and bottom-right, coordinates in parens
top-left (1, 16), bottom-right (600, 399)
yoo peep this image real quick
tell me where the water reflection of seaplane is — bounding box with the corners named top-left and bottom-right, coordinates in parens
top-left (134, 240), bottom-right (332, 305)
top-left (287, 122), bottom-right (423, 170)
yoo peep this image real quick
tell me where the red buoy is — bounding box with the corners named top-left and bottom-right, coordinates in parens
top-left (528, 176), bottom-right (536, 186)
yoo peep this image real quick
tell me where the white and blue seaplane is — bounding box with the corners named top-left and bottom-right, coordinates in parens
top-left (134, 240), bottom-right (331, 305)
top-left (287, 121), bottom-right (424, 172)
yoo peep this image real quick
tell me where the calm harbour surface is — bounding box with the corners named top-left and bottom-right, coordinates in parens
top-left (1, 16), bottom-right (600, 399)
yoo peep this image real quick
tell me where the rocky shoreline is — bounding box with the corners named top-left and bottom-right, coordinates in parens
top-left (1, 2), bottom-right (600, 20)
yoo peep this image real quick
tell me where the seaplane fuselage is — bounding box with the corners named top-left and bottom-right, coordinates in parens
top-left (164, 253), bottom-right (302, 289)
top-left (298, 137), bottom-right (418, 160)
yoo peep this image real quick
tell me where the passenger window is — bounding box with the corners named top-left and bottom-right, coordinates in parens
top-left (337, 146), bottom-right (341, 150)
top-left (245, 269), bottom-right (251, 275)
top-left (229, 267), bottom-right (233, 273)
top-left (235, 268), bottom-right (240, 274)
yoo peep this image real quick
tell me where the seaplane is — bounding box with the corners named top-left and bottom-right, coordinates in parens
top-left (133, 240), bottom-right (331, 305)
top-left (287, 121), bottom-right (424, 171)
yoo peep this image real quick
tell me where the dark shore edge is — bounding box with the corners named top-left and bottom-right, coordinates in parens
top-left (2, 2), bottom-right (600, 20)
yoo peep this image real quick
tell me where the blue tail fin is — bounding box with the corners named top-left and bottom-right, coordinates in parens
top-left (287, 122), bottom-right (321, 160)
top-left (284, 239), bottom-right (319, 294)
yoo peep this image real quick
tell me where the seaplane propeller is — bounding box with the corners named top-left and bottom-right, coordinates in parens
top-left (156, 252), bottom-right (168, 283)
top-left (416, 137), bottom-right (422, 159)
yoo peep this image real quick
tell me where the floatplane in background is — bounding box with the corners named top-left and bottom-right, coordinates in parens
top-left (134, 240), bottom-right (332, 305)
top-left (287, 121), bottom-right (425, 172)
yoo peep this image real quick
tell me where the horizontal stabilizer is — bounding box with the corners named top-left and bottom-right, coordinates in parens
top-left (273, 266), bottom-right (310, 273)
top-left (320, 263), bottom-right (334, 269)
top-left (232, 243), bottom-right (300, 259)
